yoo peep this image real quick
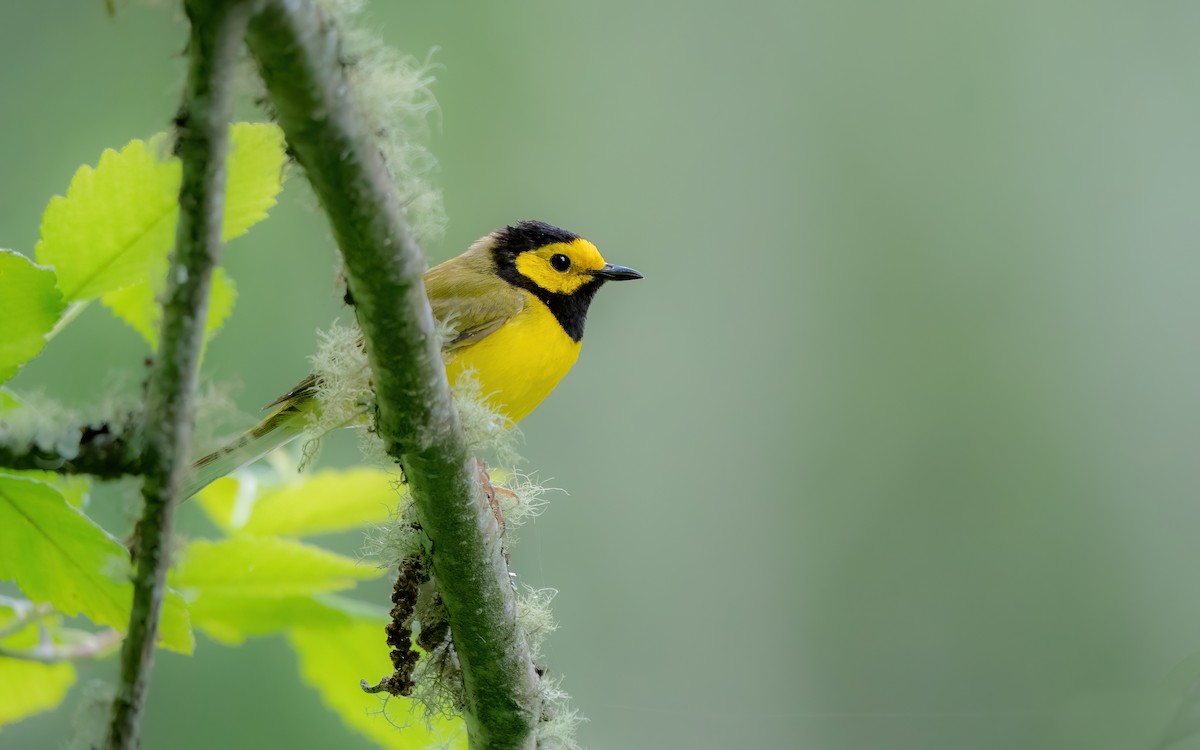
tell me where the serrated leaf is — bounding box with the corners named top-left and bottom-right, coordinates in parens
top-left (171, 537), bottom-right (383, 645)
top-left (188, 593), bottom-right (388, 646)
top-left (95, 123), bottom-right (282, 345)
top-left (205, 267), bottom-right (238, 339)
top-left (223, 121), bottom-right (287, 240)
top-left (4, 471), bottom-right (91, 508)
top-left (0, 657), bottom-right (75, 728)
top-left (170, 536), bottom-right (381, 598)
top-left (197, 468), bottom-right (404, 537)
top-left (36, 123), bottom-right (286, 303)
top-left (290, 621), bottom-right (468, 749)
top-left (99, 276), bottom-right (156, 345)
top-left (102, 266), bottom-right (238, 349)
top-left (0, 250), bottom-right (66, 384)
top-left (0, 474), bottom-right (193, 653)
top-left (36, 135), bottom-right (179, 301)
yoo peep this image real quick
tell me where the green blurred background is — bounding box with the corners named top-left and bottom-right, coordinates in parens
top-left (4, 1), bottom-right (1200, 748)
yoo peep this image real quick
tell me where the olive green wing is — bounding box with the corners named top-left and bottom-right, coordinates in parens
top-left (183, 248), bottom-right (521, 498)
top-left (425, 255), bottom-right (525, 353)
top-left (262, 252), bottom-right (522, 414)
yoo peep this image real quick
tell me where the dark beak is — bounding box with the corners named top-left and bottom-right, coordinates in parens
top-left (592, 263), bottom-right (644, 281)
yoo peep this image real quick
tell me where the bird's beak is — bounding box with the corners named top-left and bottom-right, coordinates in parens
top-left (592, 263), bottom-right (644, 281)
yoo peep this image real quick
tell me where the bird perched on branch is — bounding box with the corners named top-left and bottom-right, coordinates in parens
top-left (183, 220), bottom-right (642, 497)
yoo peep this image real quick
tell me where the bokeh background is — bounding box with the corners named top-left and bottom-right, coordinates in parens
top-left (4, 1), bottom-right (1200, 748)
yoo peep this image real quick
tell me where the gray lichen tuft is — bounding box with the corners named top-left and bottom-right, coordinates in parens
top-left (494, 472), bottom-right (560, 540)
top-left (314, 0), bottom-right (445, 244)
top-left (517, 587), bottom-right (583, 747)
top-left (303, 322), bottom-right (374, 468)
top-left (65, 680), bottom-right (116, 750)
top-left (449, 369), bottom-right (522, 467)
top-left (305, 321), bottom-right (528, 472)
top-left (536, 674), bottom-right (584, 749)
top-left (0, 392), bottom-right (142, 475)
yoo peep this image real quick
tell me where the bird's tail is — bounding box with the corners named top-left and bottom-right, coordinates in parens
top-left (180, 381), bottom-right (317, 500)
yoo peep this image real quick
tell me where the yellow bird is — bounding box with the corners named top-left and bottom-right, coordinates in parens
top-left (183, 220), bottom-right (642, 497)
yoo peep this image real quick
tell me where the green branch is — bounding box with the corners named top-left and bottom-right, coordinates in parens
top-left (103, 1), bottom-right (250, 747)
top-left (245, 3), bottom-right (541, 748)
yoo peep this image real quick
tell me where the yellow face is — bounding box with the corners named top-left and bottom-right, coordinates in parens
top-left (513, 238), bottom-right (608, 295)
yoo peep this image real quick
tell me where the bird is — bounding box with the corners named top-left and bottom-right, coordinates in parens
top-left (181, 220), bottom-right (642, 498)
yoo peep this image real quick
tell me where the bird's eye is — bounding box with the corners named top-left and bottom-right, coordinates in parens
top-left (550, 253), bottom-right (571, 272)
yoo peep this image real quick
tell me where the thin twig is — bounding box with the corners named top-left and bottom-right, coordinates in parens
top-left (0, 598), bottom-right (54, 641)
top-left (103, 1), bottom-right (249, 747)
top-left (246, 3), bottom-right (541, 747)
top-left (0, 629), bottom-right (122, 664)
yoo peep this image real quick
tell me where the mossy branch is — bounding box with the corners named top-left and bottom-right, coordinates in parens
top-left (103, 1), bottom-right (249, 747)
top-left (245, 3), bottom-right (541, 748)
top-left (0, 416), bottom-right (142, 478)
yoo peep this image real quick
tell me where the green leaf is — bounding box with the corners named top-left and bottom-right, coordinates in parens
top-left (186, 593), bottom-right (387, 646)
top-left (99, 121), bottom-right (280, 347)
top-left (35, 122), bottom-right (283, 352)
top-left (99, 269), bottom-right (157, 346)
top-left (0, 474), bottom-right (193, 654)
top-left (0, 604), bottom-right (114, 726)
top-left (0, 657), bottom-right (75, 728)
top-left (36, 122), bottom-right (285, 304)
top-left (192, 477), bottom-right (238, 526)
top-left (7, 472), bottom-right (91, 508)
top-left (102, 266), bottom-right (238, 350)
top-left (36, 134), bottom-right (179, 301)
top-left (92, 123), bottom-right (281, 346)
top-left (223, 121), bottom-right (288, 240)
top-left (171, 537), bottom-right (383, 645)
top-left (171, 536), bottom-right (381, 598)
top-left (0, 388), bottom-right (18, 412)
top-left (290, 621), bottom-right (467, 749)
top-left (197, 468), bottom-right (404, 537)
top-left (0, 250), bottom-right (66, 384)
top-left (205, 267), bottom-right (238, 340)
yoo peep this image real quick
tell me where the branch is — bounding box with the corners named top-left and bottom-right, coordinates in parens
top-left (0, 417), bottom-right (142, 478)
top-left (104, 1), bottom-right (249, 747)
top-left (246, 3), bottom-right (541, 748)
top-left (0, 597), bottom-right (54, 641)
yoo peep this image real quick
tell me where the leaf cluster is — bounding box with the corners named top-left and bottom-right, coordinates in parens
top-left (1, 3), bottom-right (580, 741)
top-left (0, 125), bottom-right (466, 747)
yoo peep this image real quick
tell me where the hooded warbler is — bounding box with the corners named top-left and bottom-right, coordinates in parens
top-left (183, 220), bottom-right (641, 497)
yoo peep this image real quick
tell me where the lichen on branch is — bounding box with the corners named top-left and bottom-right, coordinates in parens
top-left (244, 2), bottom-right (544, 747)
top-left (0, 400), bottom-right (142, 479)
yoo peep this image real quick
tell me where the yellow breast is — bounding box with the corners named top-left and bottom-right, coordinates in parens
top-left (443, 291), bottom-right (582, 423)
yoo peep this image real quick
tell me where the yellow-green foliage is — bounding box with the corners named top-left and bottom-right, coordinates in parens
top-left (0, 4), bottom-right (577, 739)
top-left (0, 250), bottom-right (64, 384)
top-left (190, 466), bottom-right (467, 744)
top-left (0, 474), bottom-right (193, 655)
top-left (291, 621), bottom-right (467, 749)
top-left (8, 123), bottom-right (287, 364)
top-left (0, 600), bottom-right (76, 727)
